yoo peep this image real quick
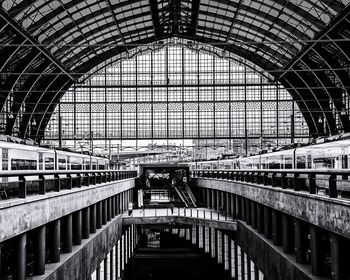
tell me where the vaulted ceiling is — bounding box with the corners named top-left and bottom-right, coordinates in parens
top-left (0, 0), bottom-right (350, 140)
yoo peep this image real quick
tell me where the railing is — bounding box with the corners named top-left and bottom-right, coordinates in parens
top-left (0, 170), bottom-right (137, 200)
top-left (191, 169), bottom-right (350, 199)
top-left (130, 207), bottom-right (234, 222)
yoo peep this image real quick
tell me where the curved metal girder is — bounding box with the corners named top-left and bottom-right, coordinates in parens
top-left (6, 58), bottom-right (52, 135)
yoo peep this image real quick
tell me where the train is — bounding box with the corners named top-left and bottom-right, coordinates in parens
top-left (0, 141), bottom-right (110, 172)
top-left (185, 138), bottom-right (350, 171)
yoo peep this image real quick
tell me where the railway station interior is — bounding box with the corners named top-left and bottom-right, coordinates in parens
top-left (0, 0), bottom-right (350, 279)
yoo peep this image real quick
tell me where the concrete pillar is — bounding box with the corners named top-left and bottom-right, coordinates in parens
top-left (220, 191), bottom-right (225, 211)
top-left (33, 225), bottom-right (46, 275)
top-left (310, 225), bottom-right (323, 276)
top-left (247, 257), bottom-right (251, 280)
top-left (90, 204), bottom-right (97, 233)
top-left (96, 201), bottom-right (102, 229)
top-left (221, 232), bottom-right (225, 267)
top-left (115, 243), bottom-right (119, 280)
top-left (73, 210), bottom-right (82, 246)
top-left (240, 248), bottom-right (245, 280)
top-left (111, 197), bottom-right (115, 218)
top-left (236, 195), bottom-right (241, 219)
top-left (123, 232), bottom-right (127, 268)
top-left (196, 226), bottom-right (200, 248)
top-left (234, 242), bottom-right (238, 278)
top-left (225, 192), bottom-right (230, 214)
top-left (241, 197), bottom-right (246, 222)
top-left (114, 195), bottom-right (118, 215)
top-left (102, 200), bottom-right (107, 225)
top-left (206, 189), bottom-right (210, 208)
top-left (110, 248), bottom-right (114, 280)
top-left (214, 229), bottom-right (218, 261)
top-left (216, 190), bottom-right (220, 211)
top-left (282, 213), bottom-right (294, 253)
top-left (245, 199), bottom-right (251, 224)
top-left (96, 264), bottom-right (101, 280)
top-left (210, 189), bottom-right (214, 209)
top-left (272, 210), bottom-right (282, 246)
top-left (227, 238), bottom-right (232, 278)
top-left (294, 218), bottom-right (308, 264)
top-left (251, 201), bottom-right (257, 229)
top-left (82, 207), bottom-right (90, 239)
top-left (49, 219), bottom-right (60, 263)
top-left (257, 203), bottom-right (264, 234)
top-left (202, 226), bottom-right (206, 252)
top-left (62, 214), bottom-right (72, 253)
top-left (254, 264), bottom-right (259, 280)
top-left (208, 227), bottom-right (212, 257)
top-left (330, 233), bottom-right (341, 280)
top-left (201, 187), bottom-right (206, 205)
top-left (13, 233), bottom-right (26, 280)
top-left (104, 257), bottom-right (108, 280)
top-left (107, 198), bottom-right (111, 221)
top-left (264, 206), bottom-right (272, 239)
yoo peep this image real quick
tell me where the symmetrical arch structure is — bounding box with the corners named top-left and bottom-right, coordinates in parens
top-left (0, 0), bottom-right (350, 141)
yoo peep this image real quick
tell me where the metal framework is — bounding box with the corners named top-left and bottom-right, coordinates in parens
top-left (0, 0), bottom-right (349, 140)
top-left (44, 45), bottom-right (309, 155)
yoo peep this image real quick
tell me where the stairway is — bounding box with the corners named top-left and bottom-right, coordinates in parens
top-left (173, 180), bottom-right (197, 208)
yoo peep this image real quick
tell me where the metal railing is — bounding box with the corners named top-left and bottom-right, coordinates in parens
top-left (191, 169), bottom-right (350, 199)
top-left (130, 207), bottom-right (234, 222)
top-left (0, 170), bottom-right (137, 200)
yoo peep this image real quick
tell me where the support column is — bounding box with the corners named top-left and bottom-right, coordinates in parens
top-left (206, 189), bottom-right (210, 208)
top-left (115, 243), bottom-right (119, 280)
top-left (294, 218), bottom-right (308, 264)
top-left (251, 201), bottom-right (257, 229)
top-left (14, 233), bottom-right (26, 280)
top-left (111, 197), bottom-right (115, 218)
top-left (110, 247), bottom-right (114, 280)
top-left (245, 199), bottom-right (251, 224)
top-left (282, 213), bottom-right (294, 253)
top-left (211, 189), bottom-right (216, 209)
top-left (102, 200), bottom-right (107, 225)
top-left (82, 207), bottom-right (90, 239)
top-left (257, 203), bottom-right (264, 234)
top-left (272, 210), bottom-right (282, 246)
top-left (104, 257), bottom-right (108, 280)
top-left (96, 201), bottom-right (102, 229)
top-left (310, 225), bottom-right (322, 276)
top-left (49, 219), bottom-right (60, 263)
top-left (236, 195), bottom-right (241, 219)
top-left (90, 204), bottom-right (97, 233)
top-left (330, 233), bottom-right (341, 280)
top-left (264, 206), bottom-right (272, 239)
top-left (216, 190), bottom-right (220, 211)
top-left (96, 264), bottom-right (101, 280)
top-left (62, 214), bottom-right (72, 253)
top-left (73, 210), bottom-right (82, 246)
top-left (241, 197), bottom-right (246, 222)
top-left (33, 226), bottom-right (46, 275)
top-left (107, 198), bottom-right (111, 221)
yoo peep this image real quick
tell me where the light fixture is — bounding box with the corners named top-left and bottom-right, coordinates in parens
top-left (32, 119), bottom-right (37, 126)
top-left (318, 116), bottom-right (323, 124)
top-left (341, 107), bottom-right (347, 116)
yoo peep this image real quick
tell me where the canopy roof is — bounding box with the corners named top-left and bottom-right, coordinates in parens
top-left (0, 0), bottom-right (350, 139)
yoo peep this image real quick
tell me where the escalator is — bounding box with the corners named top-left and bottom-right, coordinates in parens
top-left (172, 179), bottom-right (197, 208)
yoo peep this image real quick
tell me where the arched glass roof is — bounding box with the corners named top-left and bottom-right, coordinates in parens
top-left (0, 0), bottom-right (349, 140)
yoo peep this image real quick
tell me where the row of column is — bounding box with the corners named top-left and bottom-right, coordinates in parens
top-left (197, 186), bottom-right (350, 280)
top-left (167, 226), bottom-right (264, 280)
top-left (0, 188), bottom-right (133, 280)
top-left (91, 225), bottom-right (138, 280)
